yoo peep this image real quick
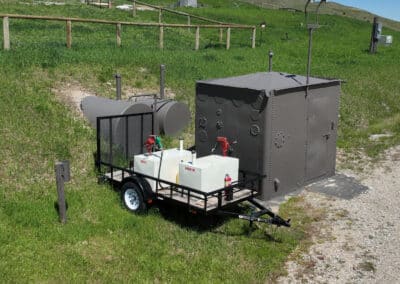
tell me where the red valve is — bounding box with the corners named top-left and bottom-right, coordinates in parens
top-left (224, 174), bottom-right (233, 201)
top-left (216, 136), bottom-right (230, 157)
top-left (224, 174), bottom-right (232, 187)
top-left (145, 136), bottom-right (156, 153)
top-left (145, 135), bottom-right (163, 153)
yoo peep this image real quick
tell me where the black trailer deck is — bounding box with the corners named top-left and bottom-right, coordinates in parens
top-left (104, 169), bottom-right (256, 213)
top-left (95, 112), bottom-right (290, 227)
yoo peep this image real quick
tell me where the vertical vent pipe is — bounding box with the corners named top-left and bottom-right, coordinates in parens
top-left (268, 50), bottom-right (274, 72)
top-left (160, 64), bottom-right (165, 99)
top-left (115, 74), bottom-right (122, 100)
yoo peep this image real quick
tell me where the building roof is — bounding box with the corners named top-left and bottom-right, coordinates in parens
top-left (197, 72), bottom-right (339, 92)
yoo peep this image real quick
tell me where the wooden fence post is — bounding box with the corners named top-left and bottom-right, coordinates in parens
top-left (159, 25), bottom-right (164, 49)
top-left (369, 16), bottom-right (379, 54)
top-left (55, 161), bottom-right (70, 224)
top-left (108, 0), bottom-right (112, 9)
top-left (3, 17), bottom-right (10, 50)
top-left (226, 27), bottom-right (231, 50)
top-left (66, 20), bottom-right (72, 48)
top-left (132, 0), bottom-right (136, 16)
top-left (219, 27), bottom-right (223, 44)
top-left (159, 9), bottom-right (162, 23)
top-left (251, 27), bottom-right (256, 48)
top-left (187, 16), bottom-right (191, 32)
top-left (116, 23), bottom-right (121, 47)
top-left (195, 26), bottom-right (200, 50)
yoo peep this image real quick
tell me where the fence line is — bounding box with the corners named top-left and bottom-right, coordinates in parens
top-left (1, 14), bottom-right (256, 51)
top-left (85, 0), bottom-right (252, 28)
top-left (132, 0), bottom-right (245, 27)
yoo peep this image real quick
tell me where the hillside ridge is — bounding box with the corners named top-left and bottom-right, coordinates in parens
top-left (242, 0), bottom-right (400, 31)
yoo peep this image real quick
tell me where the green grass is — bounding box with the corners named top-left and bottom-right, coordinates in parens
top-left (0, 0), bottom-right (400, 282)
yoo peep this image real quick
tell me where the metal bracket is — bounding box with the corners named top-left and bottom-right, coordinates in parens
top-left (305, 0), bottom-right (326, 27)
top-left (304, 0), bottom-right (326, 85)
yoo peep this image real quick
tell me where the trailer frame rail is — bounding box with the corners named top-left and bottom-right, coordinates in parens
top-left (95, 112), bottom-right (290, 227)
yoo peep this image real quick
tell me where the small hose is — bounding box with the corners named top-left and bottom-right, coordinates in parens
top-left (156, 150), bottom-right (166, 190)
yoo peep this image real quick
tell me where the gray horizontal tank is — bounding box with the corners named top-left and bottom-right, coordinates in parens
top-left (81, 96), bottom-right (191, 158)
top-left (82, 96), bottom-right (190, 136)
top-left (195, 72), bottom-right (341, 201)
top-left (81, 96), bottom-right (153, 157)
top-left (81, 96), bottom-right (151, 129)
top-left (130, 97), bottom-right (191, 136)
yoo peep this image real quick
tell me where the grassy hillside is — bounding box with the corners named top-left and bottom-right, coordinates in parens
top-left (244, 0), bottom-right (400, 31)
top-left (0, 0), bottom-right (399, 282)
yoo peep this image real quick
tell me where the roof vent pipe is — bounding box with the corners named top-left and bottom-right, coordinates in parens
top-left (160, 64), bottom-right (165, 99)
top-left (268, 50), bottom-right (274, 72)
top-left (115, 73), bottom-right (122, 100)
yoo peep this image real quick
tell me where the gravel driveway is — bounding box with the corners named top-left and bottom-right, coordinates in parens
top-left (277, 146), bottom-right (400, 283)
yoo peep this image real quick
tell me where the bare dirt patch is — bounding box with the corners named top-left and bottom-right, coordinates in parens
top-left (52, 81), bottom-right (93, 116)
top-left (122, 86), bottom-right (176, 100)
top-left (52, 81), bottom-right (177, 117)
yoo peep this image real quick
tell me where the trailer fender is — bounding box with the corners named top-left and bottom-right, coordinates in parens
top-left (121, 176), bottom-right (155, 205)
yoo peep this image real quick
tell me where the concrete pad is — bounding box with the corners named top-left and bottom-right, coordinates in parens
top-left (306, 174), bottom-right (368, 200)
top-left (256, 173), bottom-right (368, 212)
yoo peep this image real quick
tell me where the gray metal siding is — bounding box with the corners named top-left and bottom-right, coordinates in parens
top-left (195, 84), bottom-right (265, 175)
top-left (304, 86), bottom-right (340, 182)
top-left (263, 91), bottom-right (307, 199)
top-left (195, 73), bottom-right (341, 201)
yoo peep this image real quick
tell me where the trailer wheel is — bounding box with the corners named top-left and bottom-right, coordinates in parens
top-left (121, 182), bottom-right (146, 214)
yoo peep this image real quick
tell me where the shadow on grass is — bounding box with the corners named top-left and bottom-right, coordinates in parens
top-left (99, 170), bottom-right (284, 240)
top-left (156, 201), bottom-right (230, 232)
top-left (156, 202), bottom-right (283, 241)
top-left (212, 225), bottom-right (283, 242)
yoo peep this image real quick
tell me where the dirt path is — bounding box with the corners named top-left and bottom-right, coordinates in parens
top-left (278, 146), bottom-right (400, 283)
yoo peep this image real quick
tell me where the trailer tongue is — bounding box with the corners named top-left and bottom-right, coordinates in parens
top-left (95, 112), bottom-right (290, 229)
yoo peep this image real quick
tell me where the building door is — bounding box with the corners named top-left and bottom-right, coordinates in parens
top-left (305, 90), bottom-right (335, 181)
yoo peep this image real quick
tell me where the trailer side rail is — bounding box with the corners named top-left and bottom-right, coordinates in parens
top-left (96, 112), bottom-right (262, 213)
top-left (95, 112), bottom-right (290, 227)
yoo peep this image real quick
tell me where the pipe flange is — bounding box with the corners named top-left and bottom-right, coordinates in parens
top-left (274, 131), bottom-right (286, 148)
top-left (198, 116), bottom-right (207, 128)
top-left (199, 130), bottom-right (208, 142)
top-left (250, 124), bottom-right (261, 136)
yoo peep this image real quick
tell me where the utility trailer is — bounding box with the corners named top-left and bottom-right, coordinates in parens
top-left (95, 112), bottom-right (290, 228)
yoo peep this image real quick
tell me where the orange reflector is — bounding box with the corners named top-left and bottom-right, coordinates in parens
top-left (147, 199), bottom-right (153, 204)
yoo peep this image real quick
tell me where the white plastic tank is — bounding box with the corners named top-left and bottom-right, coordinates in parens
top-left (178, 155), bottom-right (239, 192)
top-left (134, 149), bottom-right (192, 191)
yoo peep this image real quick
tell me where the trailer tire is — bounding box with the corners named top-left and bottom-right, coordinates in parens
top-left (121, 182), bottom-right (146, 214)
